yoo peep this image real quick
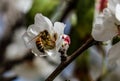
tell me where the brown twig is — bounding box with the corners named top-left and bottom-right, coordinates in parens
top-left (45, 37), bottom-right (98, 81)
top-left (0, 76), bottom-right (17, 81)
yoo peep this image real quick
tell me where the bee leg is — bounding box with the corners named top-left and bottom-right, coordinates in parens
top-left (39, 46), bottom-right (45, 53)
top-left (36, 43), bottom-right (45, 53)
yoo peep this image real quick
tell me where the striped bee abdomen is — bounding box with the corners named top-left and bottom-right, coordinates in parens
top-left (35, 38), bottom-right (45, 53)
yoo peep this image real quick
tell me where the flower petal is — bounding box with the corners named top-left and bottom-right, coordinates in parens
top-left (108, 0), bottom-right (120, 14)
top-left (56, 36), bottom-right (63, 51)
top-left (34, 13), bottom-right (52, 32)
top-left (22, 32), bottom-right (34, 48)
top-left (108, 41), bottom-right (120, 66)
top-left (46, 49), bottom-right (58, 56)
top-left (92, 9), bottom-right (118, 41)
top-left (115, 4), bottom-right (120, 21)
top-left (14, 0), bottom-right (33, 13)
top-left (54, 22), bottom-right (65, 38)
top-left (27, 25), bottom-right (39, 37)
top-left (53, 22), bottom-right (65, 51)
top-left (108, 0), bottom-right (116, 13)
top-left (44, 16), bottom-right (53, 28)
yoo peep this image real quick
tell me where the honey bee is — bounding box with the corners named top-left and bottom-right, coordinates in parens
top-left (30, 30), bottom-right (57, 53)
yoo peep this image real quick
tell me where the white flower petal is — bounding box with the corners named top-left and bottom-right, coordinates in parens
top-left (44, 16), bottom-right (53, 28)
top-left (52, 22), bottom-right (65, 52)
top-left (27, 14), bottom-right (54, 39)
top-left (27, 25), bottom-right (39, 37)
top-left (34, 14), bottom-right (52, 32)
top-left (115, 4), bottom-right (120, 21)
top-left (53, 22), bottom-right (65, 45)
top-left (92, 9), bottom-right (118, 41)
top-left (108, 0), bottom-right (120, 14)
top-left (46, 49), bottom-right (57, 56)
top-left (92, 22), bottom-right (117, 41)
top-left (103, 8), bottom-right (113, 19)
top-left (54, 22), bottom-right (65, 37)
top-left (13, 0), bottom-right (33, 13)
top-left (56, 36), bottom-right (63, 51)
top-left (22, 32), bottom-right (34, 48)
top-left (108, 41), bottom-right (120, 65)
top-left (108, 0), bottom-right (116, 13)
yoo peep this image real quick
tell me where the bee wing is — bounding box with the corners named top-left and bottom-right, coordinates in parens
top-left (27, 34), bottom-right (40, 43)
top-left (23, 32), bottom-right (40, 48)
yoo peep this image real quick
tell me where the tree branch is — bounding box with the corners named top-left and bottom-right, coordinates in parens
top-left (0, 76), bottom-right (17, 81)
top-left (45, 37), bottom-right (98, 81)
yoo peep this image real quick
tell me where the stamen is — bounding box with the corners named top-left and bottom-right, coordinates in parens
top-left (53, 33), bottom-right (57, 41)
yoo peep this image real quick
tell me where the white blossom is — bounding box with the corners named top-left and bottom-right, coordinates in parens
top-left (13, 0), bottom-right (33, 14)
top-left (92, 0), bottom-right (120, 66)
top-left (5, 27), bottom-right (29, 60)
top-left (115, 4), bottom-right (120, 22)
top-left (108, 0), bottom-right (120, 15)
top-left (92, 8), bottom-right (119, 41)
top-left (23, 13), bottom-right (67, 56)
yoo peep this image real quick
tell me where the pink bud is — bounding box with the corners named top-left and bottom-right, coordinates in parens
top-left (62, 35), bottom-right (71, 44)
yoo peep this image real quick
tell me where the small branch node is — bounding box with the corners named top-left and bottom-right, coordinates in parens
top-left (59, 48), bottom-right (68, 62)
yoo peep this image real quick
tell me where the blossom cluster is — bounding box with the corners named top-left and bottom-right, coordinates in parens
top-left (92, 0), bottom-right (120, 65)
top-left (23, 13), bottom-right (70, 56)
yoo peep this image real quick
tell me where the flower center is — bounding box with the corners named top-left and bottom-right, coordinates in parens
top-left (39, 30), bottom-right (56, 50)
